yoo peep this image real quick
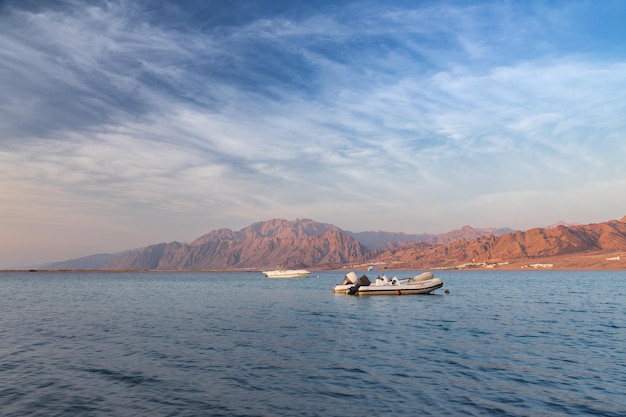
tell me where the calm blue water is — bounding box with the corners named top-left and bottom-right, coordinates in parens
top-left (1, 270), bottom-right (625, 416)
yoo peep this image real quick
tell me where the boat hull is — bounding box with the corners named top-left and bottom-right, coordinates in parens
top-left (263, 269), bottom-right (311, 278)
top-left (353, 279), bottom-right (443, 295)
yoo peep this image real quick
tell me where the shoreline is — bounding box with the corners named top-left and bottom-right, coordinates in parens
top-left (3, 252), bottom-right (625, 273)
top-left (2, 265), bottom-right (625, 273)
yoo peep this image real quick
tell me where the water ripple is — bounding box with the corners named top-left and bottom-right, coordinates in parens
top-left (1, 271), bottom-right (625, 416)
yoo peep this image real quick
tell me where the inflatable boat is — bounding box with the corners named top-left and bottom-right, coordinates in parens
top-left (334, 271), bottom-right (443, 296)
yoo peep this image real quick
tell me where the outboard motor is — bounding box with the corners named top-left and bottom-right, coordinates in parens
top-left (348, 275), bottom-right (372, 295)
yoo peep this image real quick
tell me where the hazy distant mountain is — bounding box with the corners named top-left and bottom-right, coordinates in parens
top-left (43, 250), bottom-right (142, 270)
top-left (346, 225), bottom-right (514, 250)
top-left (345, 230), bottom-right (435, 250)
top-left (432, 225), bottom-right (515, 244)
top-left (544, 221), bottom-right (580, 228)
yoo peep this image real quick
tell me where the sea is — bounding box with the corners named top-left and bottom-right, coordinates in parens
top-left (1, 270), bottom-right (624, 417)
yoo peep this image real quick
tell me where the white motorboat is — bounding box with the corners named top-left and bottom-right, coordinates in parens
top-left (334, 271), bottom-right (443, 295)
top-left (262, 268), bottom-right (311, 278)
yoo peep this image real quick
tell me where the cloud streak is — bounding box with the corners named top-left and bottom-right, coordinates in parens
top-left (1, 0), bottom-right (626, 266)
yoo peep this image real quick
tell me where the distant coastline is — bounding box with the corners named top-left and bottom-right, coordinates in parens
top-left (3, 256), bottom-right (625, 273)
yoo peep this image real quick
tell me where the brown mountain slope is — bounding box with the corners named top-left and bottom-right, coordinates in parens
top-left (104, 242), bottom-right (184, 270)
top-left (375, 218), bottom-right (626, 269)
top-left (102, 218), bottom-right (368, 270)
top-left (46, 216), bottom-right (626, 271)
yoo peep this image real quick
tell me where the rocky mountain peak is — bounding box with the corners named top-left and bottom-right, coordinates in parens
top-left (101, 218), bottom-right (363, 270)
top-left (43, 216), bottom-right (626, 271)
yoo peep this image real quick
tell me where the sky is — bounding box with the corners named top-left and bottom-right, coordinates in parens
top-left (1, 0), bottom-right (626, 267)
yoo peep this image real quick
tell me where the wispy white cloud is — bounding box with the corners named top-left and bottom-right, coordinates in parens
top-left (1, 0), bottom-right (625, 266)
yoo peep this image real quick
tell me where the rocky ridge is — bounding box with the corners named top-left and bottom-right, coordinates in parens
top-left (379, 217), bottom-right (626, 269)
top-left (42, 216), bottom-right (626, 271)
top-left (103, 218), bottom-right (368, 270)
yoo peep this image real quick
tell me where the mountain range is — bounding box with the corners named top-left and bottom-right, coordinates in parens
top-left (41, 216), bottom-right (626, 271)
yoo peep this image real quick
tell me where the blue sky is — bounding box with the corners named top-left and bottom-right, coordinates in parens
top-left (1, 0), bottom-right (625, 267)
